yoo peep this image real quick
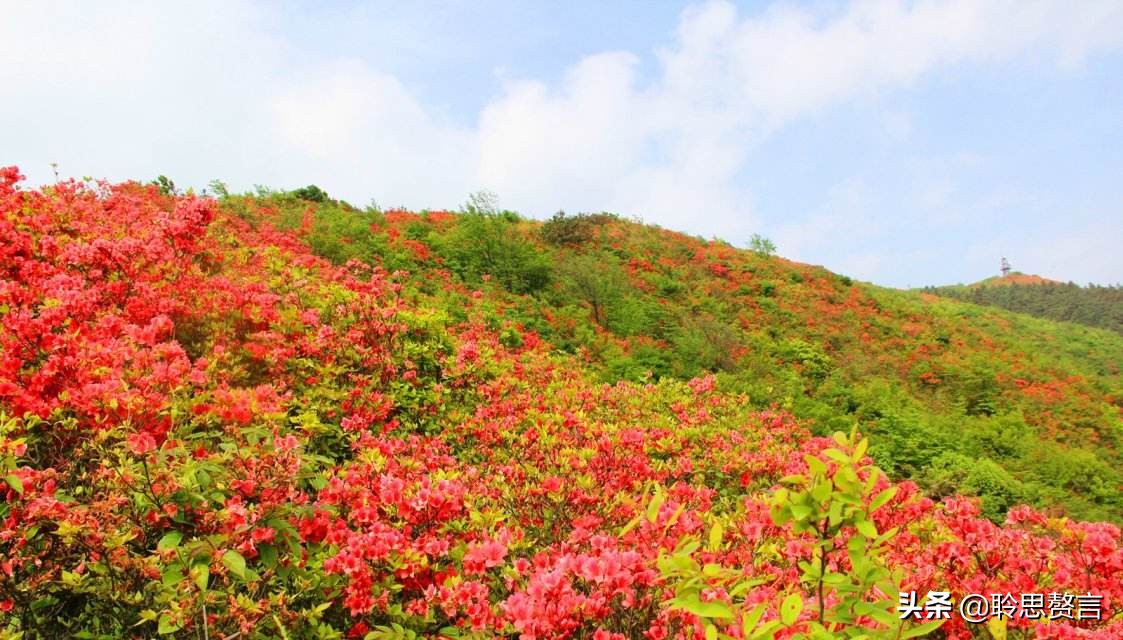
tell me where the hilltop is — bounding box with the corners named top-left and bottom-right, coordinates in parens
top-left (967, 273), bottom-right (1062, 288)
top-left (925, 271), bottom-right (1061, 291)
top-left (0, 169), bottom-right (1121, 637)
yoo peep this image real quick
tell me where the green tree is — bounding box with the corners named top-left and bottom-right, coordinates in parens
top-left (749, 233), bottom-right (777, 257)
top-left (438, 210), bottom-right (552, 294)
top-left (152, 175), bottom-right (178, 196)
top-left (290, 184), bottom-right (330, 203)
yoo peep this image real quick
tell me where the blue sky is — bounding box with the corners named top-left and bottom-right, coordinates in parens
top-left (3, 1), bottom-right (1122, 287)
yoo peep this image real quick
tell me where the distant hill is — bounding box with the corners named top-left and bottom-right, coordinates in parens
top-left (923, 272), bottom-right (1123, 336)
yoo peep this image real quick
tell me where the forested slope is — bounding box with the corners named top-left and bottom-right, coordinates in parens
top-left (924, 276), bottom-right (1123, 337)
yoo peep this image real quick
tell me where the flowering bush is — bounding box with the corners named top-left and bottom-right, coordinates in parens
top-left (0, 168), bottom-right (1121, 638)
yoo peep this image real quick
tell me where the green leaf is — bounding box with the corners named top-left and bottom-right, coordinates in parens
top-left (771, 504), bottom-right (791, 526)
top-left (780, 593), bottom-right (802, 626)
top-left (811, 479), bottom-right (831, 503)
top-left (646, 488), bottom-right (666, 523)
top-left (157, 531), bottom-right (183, 551)
top-left (4, 474), bottom-right (23, 495)
top-left (853, 438), bottom-right (869, 461)
top-left (665, 503), bottom-right (688, 530)
top-left (789, 502), bottom-right (813, 520)
top-left (678, 539), bottom-right (701, 556)
top-left (729, 577), bottom-right (769, 597)
top-left (750, 620), bottom-right (781, 640)
top-left (157, 613), bottom-right (181, 635)
top-left (194, 563), bottom-right (210, 591)
top-left (864, 467), bottom-right (881, 493)
top-left (703, 563), bottom-right (724, 578)
top-left (741, 603), bottom-right (767, 636)
top-left (161, 567), bottom-right (184, 587)
top-left (707, 521), bottom-right (724, 552)
top-left (874, 526), bottom-right (899, 548)
top-left (901, 619), bottom-right (946, 638)
top-left (869, 487), bottom-right (898, 512)
top-left (803, 455), bottom-right (827, 477)
top-left (619, 513), bottom-right (642, 537)
top-left (259, 543), bottom-right (278, 569)
top-left (798, 560), bottom-right (820, 579)
top-left (868, 606), bottom-right (901, 627)
top-left (222, 549), bottom-right (247, 580)
top-left (672, 594), bottom-right (734, 620)
top-left (828, 499), bottom-right (843, 527)
top-left (704, 623), bottom-right (718, 640)
top-left (986, 617), bottom-right (1007, 640)
top-left (855, 518), bottom-right (878, 538)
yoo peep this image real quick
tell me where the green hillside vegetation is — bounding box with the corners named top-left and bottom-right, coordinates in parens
top-left (925, 274), bottom-right (1123, 336)
top-left (228, 186), bottom-right (1123, 524)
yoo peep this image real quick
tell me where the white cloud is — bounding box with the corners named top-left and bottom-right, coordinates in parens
top-left (269, 62), bottom-right (477, 207)
top-left (771, 177), bottom-right (880, 263)
top-left (0, 1), bottom-right (283, 185)
top-left (477, 52), bottom-right (648, 215)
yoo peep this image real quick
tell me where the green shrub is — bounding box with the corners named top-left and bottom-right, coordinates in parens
top-left (436, 212), bottom-right (552, 294)
top-left (539, 211), bottom-right (617, 246)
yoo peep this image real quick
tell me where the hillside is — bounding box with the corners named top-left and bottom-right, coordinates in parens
top-left (238, 191), bottom-right (1123, 524)
top-left (923, 275), bottom-right (1123, 337)
top-left (1, 168), bottom-right (1121, 638)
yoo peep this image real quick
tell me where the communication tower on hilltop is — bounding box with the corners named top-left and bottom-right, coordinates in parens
top-left (1000, 257), bottom-right (1011, 277)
